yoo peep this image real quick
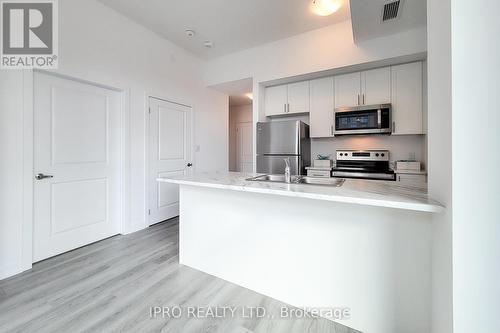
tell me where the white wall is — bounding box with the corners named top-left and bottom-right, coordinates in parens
top-left (0, 0), bottom-right (228, 279)
top-left (427, 1), bottom-right (453, 332)
top-left (0, 72), bottom-right (26, 279)
top-left (204, 21), bottom-right (427, 86)
top-left (228, 104), bottom-right (253, 171)
top-left (451, 0), bottom-right (500, 332)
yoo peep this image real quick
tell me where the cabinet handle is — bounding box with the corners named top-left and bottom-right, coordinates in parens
top-left (357, 94), bottom-right (360, 105)
top-left (393, 121), bottom-right (396, 133)
top-left (331, 125), bottom-right (334, 136)
top-left (287, 103), bottom-right (290, 113)
top-left (363, 94), bottom-right (365, 105)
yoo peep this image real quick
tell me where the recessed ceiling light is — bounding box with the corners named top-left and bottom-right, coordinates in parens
top-left (185, 29), bottom-right (195, 37)
top-left (204, 40), bottom-right (214, 48)
top-left (310, 0), bottom-right (341, 16)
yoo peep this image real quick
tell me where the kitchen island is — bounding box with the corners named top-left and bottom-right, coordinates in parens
top-left (158, 172), bottom-right (443, 333)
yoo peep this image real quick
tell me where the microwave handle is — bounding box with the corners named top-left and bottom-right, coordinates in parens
top-left (377, 109), bottom-right (382, 129)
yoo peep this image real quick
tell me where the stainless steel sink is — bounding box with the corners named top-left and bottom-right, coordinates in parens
top-left (299, 177), bottom-right (345, 187)
top-left (247, 174), bottom-right (301, 183)
top-left (246, 175), bottom-right (344, 187)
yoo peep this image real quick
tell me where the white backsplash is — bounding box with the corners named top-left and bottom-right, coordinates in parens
top-left (311, 135), bottom-right (427, 170)
top-left (266, 115), bottom-right (427, 171)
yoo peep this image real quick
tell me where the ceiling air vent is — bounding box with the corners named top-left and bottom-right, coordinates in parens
top-left (382, 0), bottom-right (401, 22)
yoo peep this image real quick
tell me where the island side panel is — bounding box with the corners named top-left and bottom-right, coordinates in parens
top-left (179, 184), bottom-right (432, 333)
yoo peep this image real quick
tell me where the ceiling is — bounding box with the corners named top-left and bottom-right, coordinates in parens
top-left (211, 78), bottom-right (253, 107)
top-left (350, 0), bottom-right (426, 42)
top-left (97, 0), bottom-right (351, 59)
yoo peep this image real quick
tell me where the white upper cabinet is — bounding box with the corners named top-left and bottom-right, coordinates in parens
top-left (335, 68), bottom-right (391, 108)
top-left (265, 85), bottom-right (288, 116)
top-left (310, 77), bottom-right (335, 138)
top-left (265, 62), bottom-right (424, 137)
top-left (391, 62), bottom-right (423, 135)
top-left (287, 81), bottom-right (310, 114)
top-left (265, 81), bottom-right (310, 116)
top-left (334, 72), bottom-right (361, 108)
top-left (362, 67), bottom-right (391, 105)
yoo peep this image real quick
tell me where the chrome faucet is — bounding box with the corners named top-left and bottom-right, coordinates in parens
top-left (284, 158), bottom-right (291, 183)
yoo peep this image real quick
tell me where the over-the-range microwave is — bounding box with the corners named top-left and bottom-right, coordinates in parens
top-left (334, 104), bottom-right (392, 135)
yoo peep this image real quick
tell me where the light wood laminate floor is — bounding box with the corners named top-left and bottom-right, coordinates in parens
top-left (0, 218), bottom-right (359, 333)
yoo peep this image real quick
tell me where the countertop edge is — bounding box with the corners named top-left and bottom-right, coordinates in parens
top-left (158, 178), bottom-right (444, 214)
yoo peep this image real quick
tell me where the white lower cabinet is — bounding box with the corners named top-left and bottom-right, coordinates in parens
top-left (396, 173), bottom-right (427, 184)
top-left (310, 77), bottom-right (334, 137)
top-left (307, 169), bottom-right (331, 177)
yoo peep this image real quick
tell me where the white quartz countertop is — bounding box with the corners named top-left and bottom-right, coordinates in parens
top-left (157, 172), bottom-right (444, 213)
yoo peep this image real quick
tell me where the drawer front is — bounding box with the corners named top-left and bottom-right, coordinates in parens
top-left (397, 174), bottom-right (427, 183)
top-left (307, 170), bottom-right (331, 178)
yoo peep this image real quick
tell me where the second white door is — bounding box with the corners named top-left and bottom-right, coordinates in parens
top-left (236, 122), bottom-right (253, 172)
top-left (148, 97), bottom-right (193, 225)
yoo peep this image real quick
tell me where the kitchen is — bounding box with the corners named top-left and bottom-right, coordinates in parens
top-left (1, 0), bottom-right (498, 333)
top-left (159, 59), bottom-right (439, 333)
top-left (256, 60), bottom-right (427, 183)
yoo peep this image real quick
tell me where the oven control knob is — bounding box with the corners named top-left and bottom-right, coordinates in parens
top-left (381, 153), bottom-right (385, 157)
top-left (375, 153), bottom-right (379, 157)
top-left (340, 153), bottom-right (343, 156)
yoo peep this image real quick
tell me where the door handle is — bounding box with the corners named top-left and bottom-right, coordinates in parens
top-left (187, 163), bottom-right (193, 167)
top-left (35, 173), bottom-right (53, 180)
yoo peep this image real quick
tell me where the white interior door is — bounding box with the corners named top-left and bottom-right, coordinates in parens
top-left (149, 97), bottom-right (192, 225)
top-left (236, 122), bottom-right (253, 172)
top-left (33, 72), bottom-right (122, 262)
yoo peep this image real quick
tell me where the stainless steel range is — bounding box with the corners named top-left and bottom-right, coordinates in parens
top-left (332, 150), bottom-right (396, 181)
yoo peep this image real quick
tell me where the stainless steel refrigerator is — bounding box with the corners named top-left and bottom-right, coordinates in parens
top-left (256, 120), bottom-right (310, 175)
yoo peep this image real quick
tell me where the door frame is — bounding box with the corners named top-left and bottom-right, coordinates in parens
top-left (145, 94), bottom-right (194, 226)
top-left (21, 69), bottom-right (130, 271)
